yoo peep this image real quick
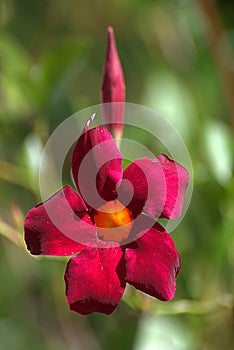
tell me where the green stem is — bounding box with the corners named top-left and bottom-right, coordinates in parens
top-left (0, 217), bottom-right (24, 247)
top-left (196, 0), bottom-right (234, 134)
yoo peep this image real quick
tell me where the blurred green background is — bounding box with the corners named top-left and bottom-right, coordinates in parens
top-left (0, 0), bottom-right (234, 349)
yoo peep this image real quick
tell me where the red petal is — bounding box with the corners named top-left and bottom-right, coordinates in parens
top-left (72, 122), bottom-right (122, 207)
top-left (101, 26), bottom-right (125, 138)
top-left (117, 158), bottom-right (166, 218)
top-left (125, 223), bottom-right (180, 301)
top-left (65, 246), bottom-right (126, 315)
top-left (24, 186), bottom-right (96, 256)
top-left (118, 155), bottom-right (189, 220)
top-left (157, 155), bottom-right (189, 219)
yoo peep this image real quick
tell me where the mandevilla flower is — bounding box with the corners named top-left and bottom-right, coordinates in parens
top-left (24, 116), bottom-right (189, 315)
top-left (101, 26), bottom-right (125, 139)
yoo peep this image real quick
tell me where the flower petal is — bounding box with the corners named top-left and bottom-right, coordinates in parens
top-left (117, 155), bottom-right (189, 220)
top-left (72, 122), bottom-right (122, 207)
top-left (125, 223), bottom-right (180, 301)
top-left (157, 155), bottom-right (189, 219)
top-left (24, 185), bottom-right (96, 256)
top-left (117, 158), bottom-right (166, 218)
top-left (65, 246), bottom-right (126, 315)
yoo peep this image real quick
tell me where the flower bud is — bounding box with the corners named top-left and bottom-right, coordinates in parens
top-left (101, 26), bottom-right (125, 139)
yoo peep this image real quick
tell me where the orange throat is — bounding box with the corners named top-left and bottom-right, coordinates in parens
top-left (93, 200), bottom-right (133, 243)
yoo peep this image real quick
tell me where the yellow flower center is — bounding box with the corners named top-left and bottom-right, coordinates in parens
top-left (93, 200), bottom-right (133, 243)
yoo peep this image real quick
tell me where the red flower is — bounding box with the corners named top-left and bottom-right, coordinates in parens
top-left (101, 26), bottom-right (125, 139)
top-left (24, 117), bottom-right (189, 315)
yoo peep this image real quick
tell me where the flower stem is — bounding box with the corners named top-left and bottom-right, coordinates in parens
top-left (196, 0), bottom-right (234, 134)
top-left (0, 217), bottom-right (24, 247)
